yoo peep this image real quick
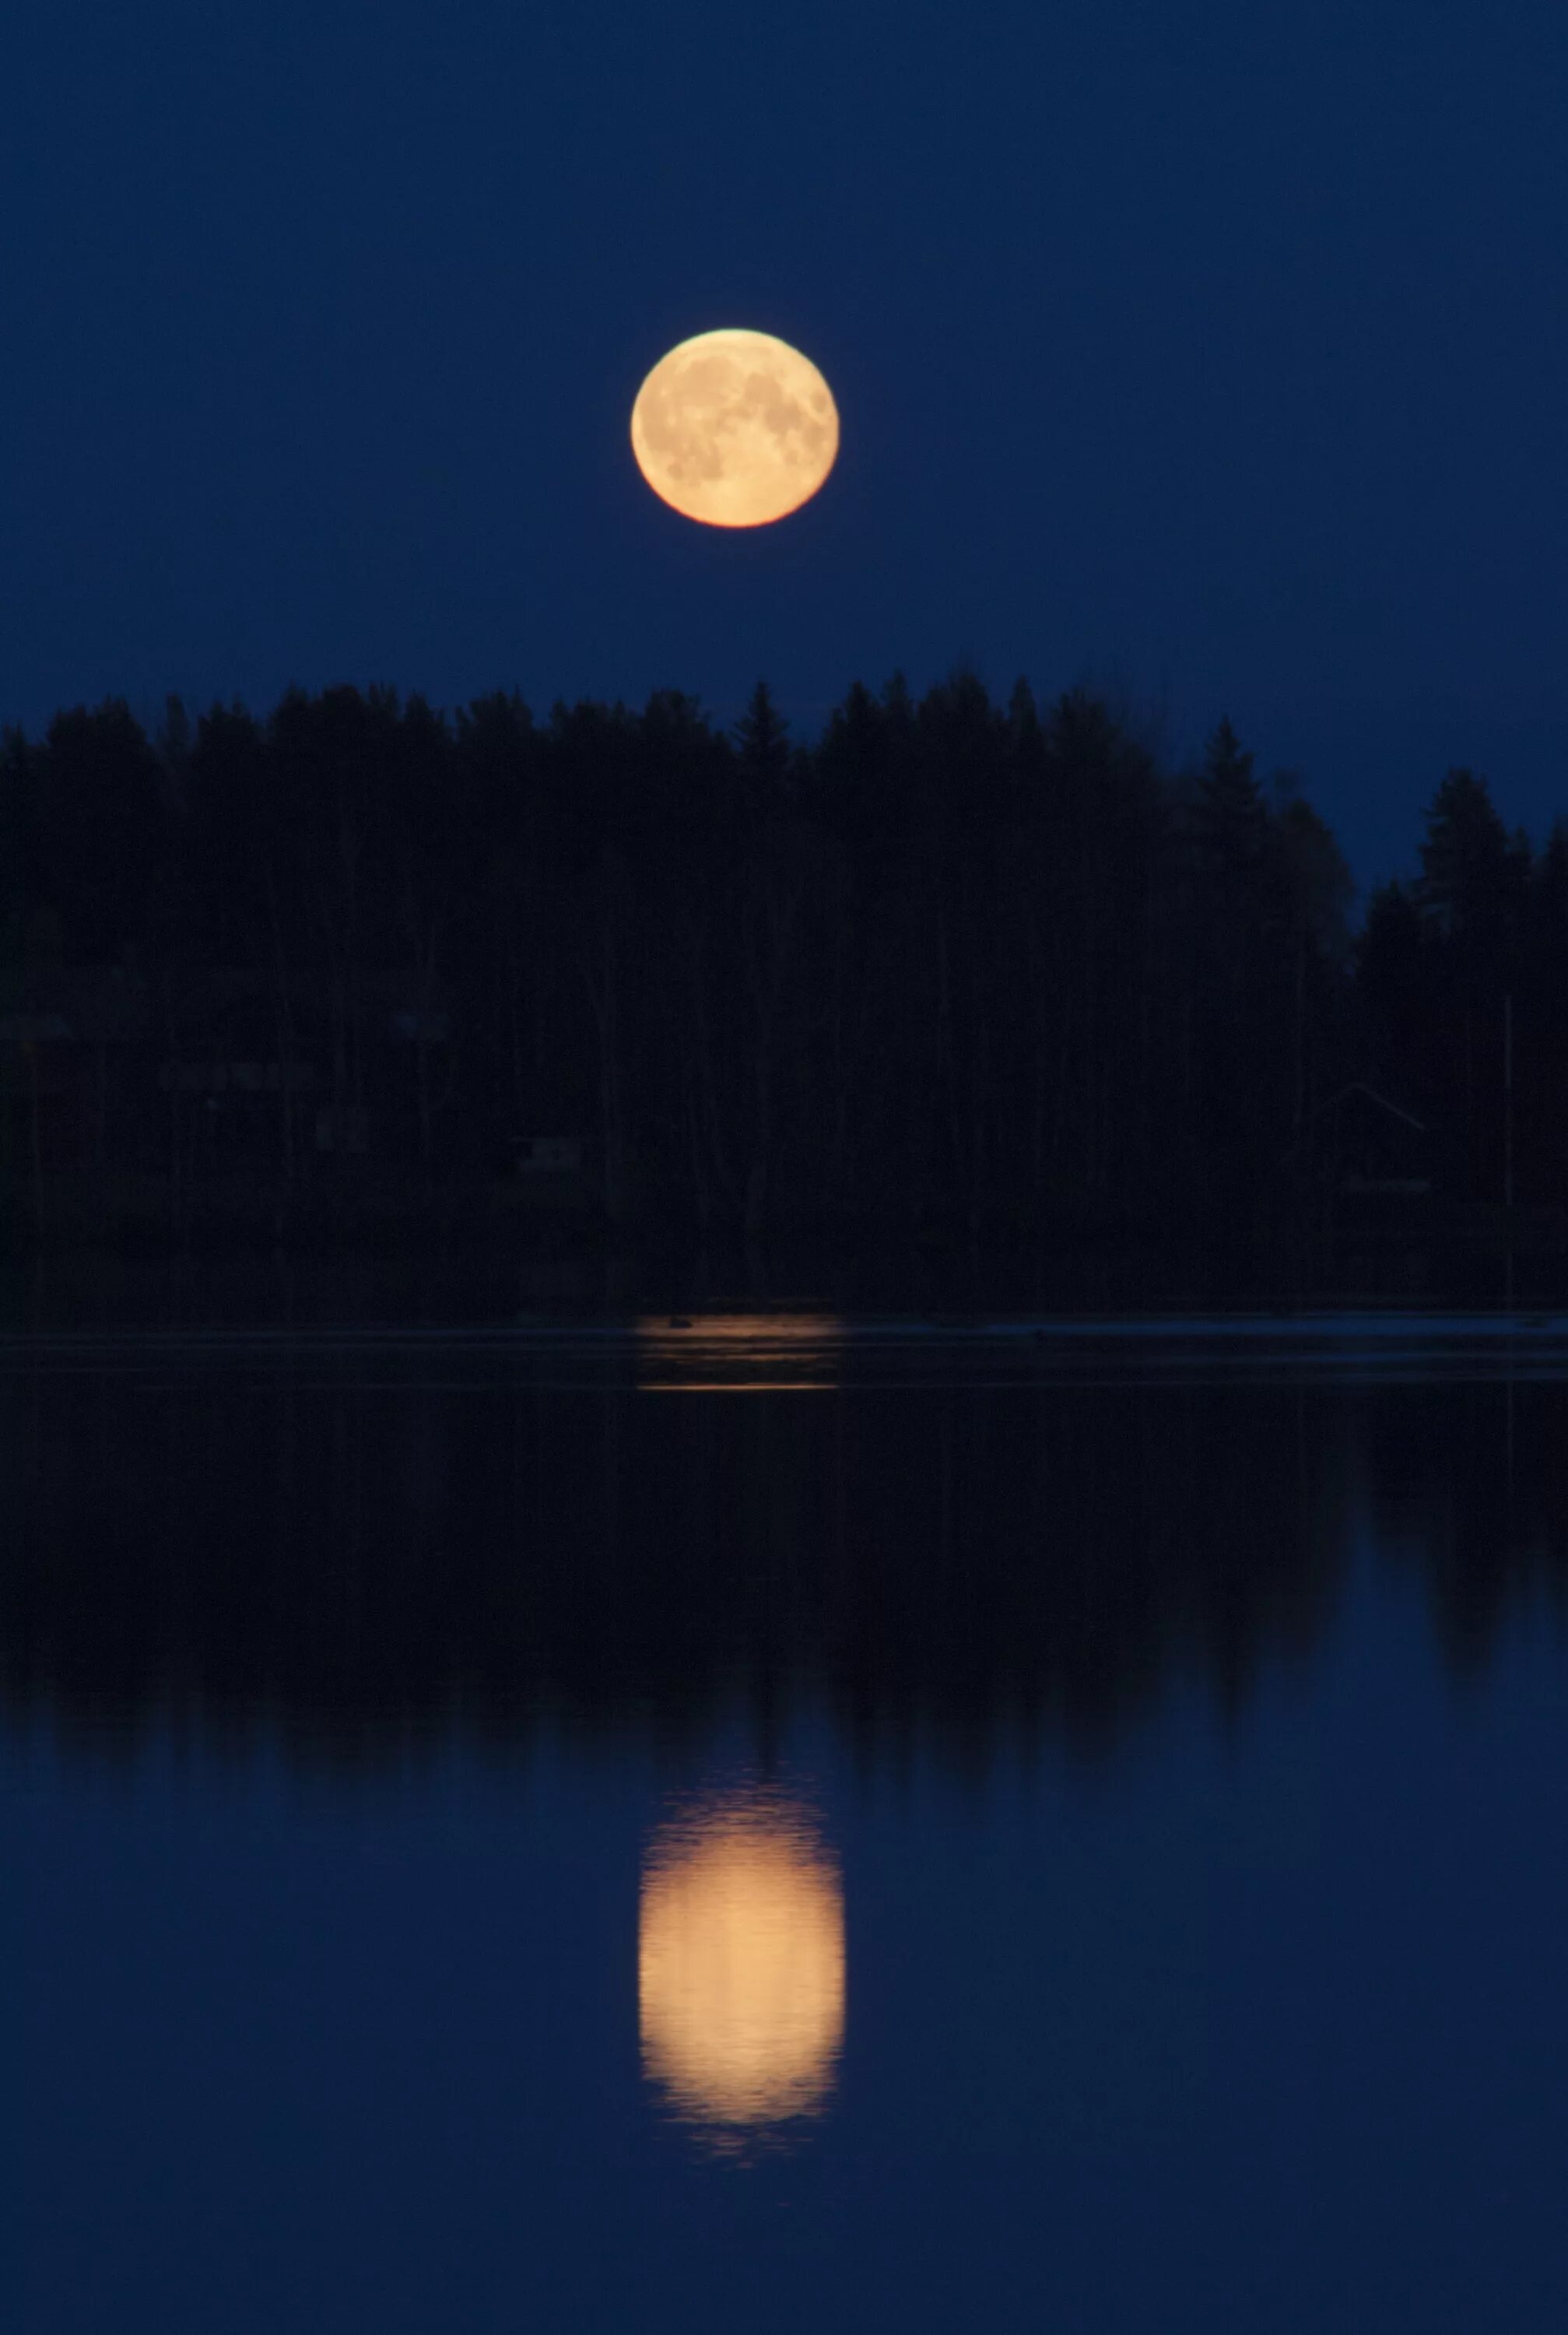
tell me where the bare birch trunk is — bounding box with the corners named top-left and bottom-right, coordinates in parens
top-left (583, 908), bottom-right (625, 1225)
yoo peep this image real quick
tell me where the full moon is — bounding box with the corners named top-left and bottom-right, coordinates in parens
top-left (630, 328), bottom-right (839, 528)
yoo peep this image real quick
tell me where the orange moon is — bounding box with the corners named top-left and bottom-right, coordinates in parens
top-left (630, 328), bottom-right (839, 528)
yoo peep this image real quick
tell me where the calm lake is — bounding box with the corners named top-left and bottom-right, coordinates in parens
top-left (8, 1280), bottom-right (1568, 2331)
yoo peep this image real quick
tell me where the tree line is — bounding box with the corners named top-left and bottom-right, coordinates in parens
top-left (1, 672), bottom-right (1564, 1237)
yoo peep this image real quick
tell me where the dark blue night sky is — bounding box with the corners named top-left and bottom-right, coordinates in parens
top-left (5, 0), bottom-right (1565, 894)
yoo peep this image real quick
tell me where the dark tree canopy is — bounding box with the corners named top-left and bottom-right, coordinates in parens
top-left (1, 675), bottom-right (1563, 1246)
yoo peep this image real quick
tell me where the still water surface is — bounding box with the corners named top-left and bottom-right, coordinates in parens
top-left (8, 1306), bottom-right (1568, 2330)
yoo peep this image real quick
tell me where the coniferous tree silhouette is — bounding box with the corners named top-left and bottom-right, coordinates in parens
top-left (0, 674), bottom-right (1563, 1245)
top-left (1412, 770), bottom-right (1530, 1199)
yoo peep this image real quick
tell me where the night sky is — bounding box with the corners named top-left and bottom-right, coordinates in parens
top-left (5, 0), bottom-right (1564, 896)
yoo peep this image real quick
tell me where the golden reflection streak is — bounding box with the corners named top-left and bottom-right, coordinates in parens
top-left (634, 1312), bottom-right (843, 1392)
top-left (639, 1788), bottom-right (845, 2130)
top-left (642, 1383), bottom-right (827, 1392)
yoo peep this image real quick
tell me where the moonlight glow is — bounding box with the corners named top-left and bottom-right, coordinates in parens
top-left (638, 1789), bottom-right (845, 2129)
top-left (630, 328), bottom-right (839, 528)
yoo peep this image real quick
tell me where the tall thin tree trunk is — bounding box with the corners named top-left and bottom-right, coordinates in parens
top-left (827, 873), bottom-right (851, 1206)
top-left (268, 878), bottom-right (296, 1193)
top-left (28, 1041), bottom-right (44, 1235)
top-left (584, 914), bottom-right (625, 1225)
top-left (1293, 932), bottom-right (1307, 1142)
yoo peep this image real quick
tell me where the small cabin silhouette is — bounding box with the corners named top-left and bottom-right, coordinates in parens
top-left (315, 1103), bottom-right (370, 1155)
top-left (1310, 1082), bottom-right (1435, 1198)
top-left (0, 967), bottom-right (149, 1168)
top-left (513, 1135), bottom-right (583, 1175)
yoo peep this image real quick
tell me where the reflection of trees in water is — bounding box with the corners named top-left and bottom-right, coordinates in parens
top-left (1359, 1381), bottom-right (1568, 1677)
top-left (0, 1368), bottom-right (1559, 1771)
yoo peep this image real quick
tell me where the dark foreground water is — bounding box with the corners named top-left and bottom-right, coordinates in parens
top-left (7, 1301), bottom-right (1568, 2331)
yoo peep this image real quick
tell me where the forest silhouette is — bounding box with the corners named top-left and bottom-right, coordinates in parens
top-left (2, 673), bottom-right (1565, 1246)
